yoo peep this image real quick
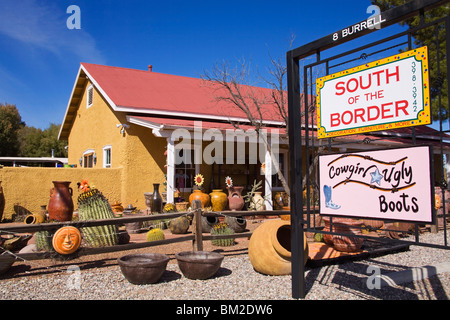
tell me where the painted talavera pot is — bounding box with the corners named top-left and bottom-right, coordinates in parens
top-left (209, 189), bottom-right (227, 211)
top-left (48, 181), bottom-right (74, 222)
top-left (248, 220), bottom-right (309, 276)
top-left (227, 186), bottom-right (244, 211)
top-left (189, 189), bottom-right (211, 208)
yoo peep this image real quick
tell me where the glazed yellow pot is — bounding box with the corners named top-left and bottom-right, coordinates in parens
top-left (248, 220), bottom-right (308, 276)
top-left (209, 189), bottom-right (227, 211)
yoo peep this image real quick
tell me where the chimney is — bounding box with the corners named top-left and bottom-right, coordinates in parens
top-left (148, 65), bottom-right (153, 72)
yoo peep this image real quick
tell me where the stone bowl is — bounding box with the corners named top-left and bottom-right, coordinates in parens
top-left (175, 251), bottom-right (224, 280)
top-left (117, 253), bottom-right (169, 285)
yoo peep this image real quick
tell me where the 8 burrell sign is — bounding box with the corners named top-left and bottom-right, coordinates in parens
top-left (318, 146), bottom-right (433, 223)
top-left (316, 46), bottom-right (430, 139)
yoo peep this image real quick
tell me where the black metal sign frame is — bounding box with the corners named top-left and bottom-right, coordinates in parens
top-left (287, 0), bottom-right (450, 299)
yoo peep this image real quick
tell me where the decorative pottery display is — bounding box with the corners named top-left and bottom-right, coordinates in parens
top-left (189, 189), bottom-right (211, 208)
top-left (248, 220), bottom-right (309, 276)
top-left (273, 192), bottom-right (287, 210)
top-left (322, 217), bottom-right (364, 252)
top-left (250, 191), bottom-right (265, 211)
top-left (0, 181), bottom-right (5, 222)
top-left (175, 251), bottom-right (224, 280)
top-left (48, 181), bottom-right (74, 222)
top-left (118, 253), bottom-right (170, 285)
top-left (227, 186), bottom-right (244, 211)
top-left (52, 226), bottom-right (81, 255)
top-left (111, 201), bottom-right (124, 214)
top-left (224, 216), bottom-right (247, 233)
top-left (209, 189), bottom-right (228, 211)
top-left (24, 211), bottom-right (46, 224)
top-left (169, 216), bottom-right (190, 234)
top-left (150, 184), bottom-right (163, 213)
top-left (175, 201), bottom-right (189, 212)
top-left (144, 192), bottom-right (152, 212)
top-left (201, 215), bottom-right (220, 233)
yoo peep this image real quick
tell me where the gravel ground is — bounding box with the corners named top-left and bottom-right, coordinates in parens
top-left (0, 228), bottom-right (449, 301)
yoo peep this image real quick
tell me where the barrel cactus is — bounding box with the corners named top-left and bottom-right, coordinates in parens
top-left (34, 230), bottom-right (55, 252)
top-left (146, 228), bottom-right (165, 242)
top-left (77, 187), bottom-right (119, 247)
top-left (211, 222), bottom-right (235, 247)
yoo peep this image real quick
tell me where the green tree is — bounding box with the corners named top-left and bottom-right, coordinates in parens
top-left (18, 123), bottom-right (67, 158)
top-left (0, 102), bottom-right (25, 156)
top-left (372, 0), bottom-right (449, 121)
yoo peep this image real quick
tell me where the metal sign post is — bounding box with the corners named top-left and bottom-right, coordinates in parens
top-left (286, 0), bottom-right (450, 299)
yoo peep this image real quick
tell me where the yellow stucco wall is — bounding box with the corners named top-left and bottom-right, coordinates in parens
top-left (0, 167), bottom-right (122, 220)
top-left (66, 79), bottom-right (167, 210)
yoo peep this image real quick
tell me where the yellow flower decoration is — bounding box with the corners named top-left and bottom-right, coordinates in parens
top-left (194, 174), bottom-right (204, 186)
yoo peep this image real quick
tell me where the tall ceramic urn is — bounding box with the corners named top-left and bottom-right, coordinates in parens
top-left (48, 181), bottom-right (74, 222)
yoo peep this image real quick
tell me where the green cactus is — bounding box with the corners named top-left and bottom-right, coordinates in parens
top-left (146, 228), bottom-right (165, 242)
top-left (211, 222), bottom-right (235, 247)
top-left (78, 188), bottom-right (119, 247)
top-left (34, 230), bottom-right (55, 252)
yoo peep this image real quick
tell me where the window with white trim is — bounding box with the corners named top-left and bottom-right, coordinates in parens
top-left (103, 145), bottom-right (112, 168)
top-left (83, 149), bottom-right (95, 168)
top-left (87, 85), bottom-right (94, 108)
top-left (175, 147), bottom-right (200, 193)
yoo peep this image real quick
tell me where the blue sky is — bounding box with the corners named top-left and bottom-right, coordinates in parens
top-left (0, 0), bottom-right (386, 130)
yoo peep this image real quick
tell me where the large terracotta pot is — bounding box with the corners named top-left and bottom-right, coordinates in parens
top-left (189, 189), bottom-right (210, 208)
top-left (209, 189), bottom-right (227, 211)
top-left (227, 186), bottom-right (244, 211)
top-left (48, 181), bottom-right (74, 222)
top-left (248, 220), bottom-right (309, 276)
top-left (322, 217), bottom-right (364, 252)
top-left (0, 181), bottom-right (5, 222)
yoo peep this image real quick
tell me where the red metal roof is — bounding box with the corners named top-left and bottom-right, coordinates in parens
top-left (81, 62), bottom-right (286, 124)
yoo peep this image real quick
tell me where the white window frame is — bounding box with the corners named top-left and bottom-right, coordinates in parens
top-left (103, 145), bottom-right (112, 168)
top-left (87, 84), bottom-right (94, 109)
top-left (174, 145), bottom-right (201, 193)
top-left (82, 149), bottom-right (95, 168)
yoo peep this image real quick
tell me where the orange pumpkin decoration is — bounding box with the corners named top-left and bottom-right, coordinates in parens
top-left (52, 226), bottom-right (81, 255)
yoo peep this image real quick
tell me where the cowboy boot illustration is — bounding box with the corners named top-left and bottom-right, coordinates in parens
top-left (323, 185), bottom-right (341, 210)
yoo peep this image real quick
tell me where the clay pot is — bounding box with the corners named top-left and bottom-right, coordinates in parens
top-left (150, 184), bottom-right (163, 213)
top-left (209, 189), bottom-right (228, 211)
top-left (118, 253), bottom-right (170, 285)
top-left (224, 216), bottom-right (247, 233)
top-left (52, 226), bottom-right (81, 255)
top-left (227, 186), bottom-right (244, 211)
top-left (0, 181), bottom-right (4, 222)
top-left (248, 220), bottom-right (309, 276)
top-left (175, 251), bottom-right (224, 280)
top-left (0, 255), bottom-right (15, 275)
top-left (201, 215), bottom-right (220, 233)
top-left (322, 217), bottom-right (364, 252)
top-left (24, 211), bottom-right (46, 224)
top-left (250, 192), bottom-right (265, 211)
top-left (48, 181), bottom-right (74, 222)
top-left (175, 202), bottom-right (189, 212)
top-left (189, 189), bottom-right (210, 208)
top-left (169, 216), bottom-right (190, 234)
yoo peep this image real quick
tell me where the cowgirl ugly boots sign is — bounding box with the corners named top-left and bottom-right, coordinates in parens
top-left (318, 145), bottom-right (434, 223)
